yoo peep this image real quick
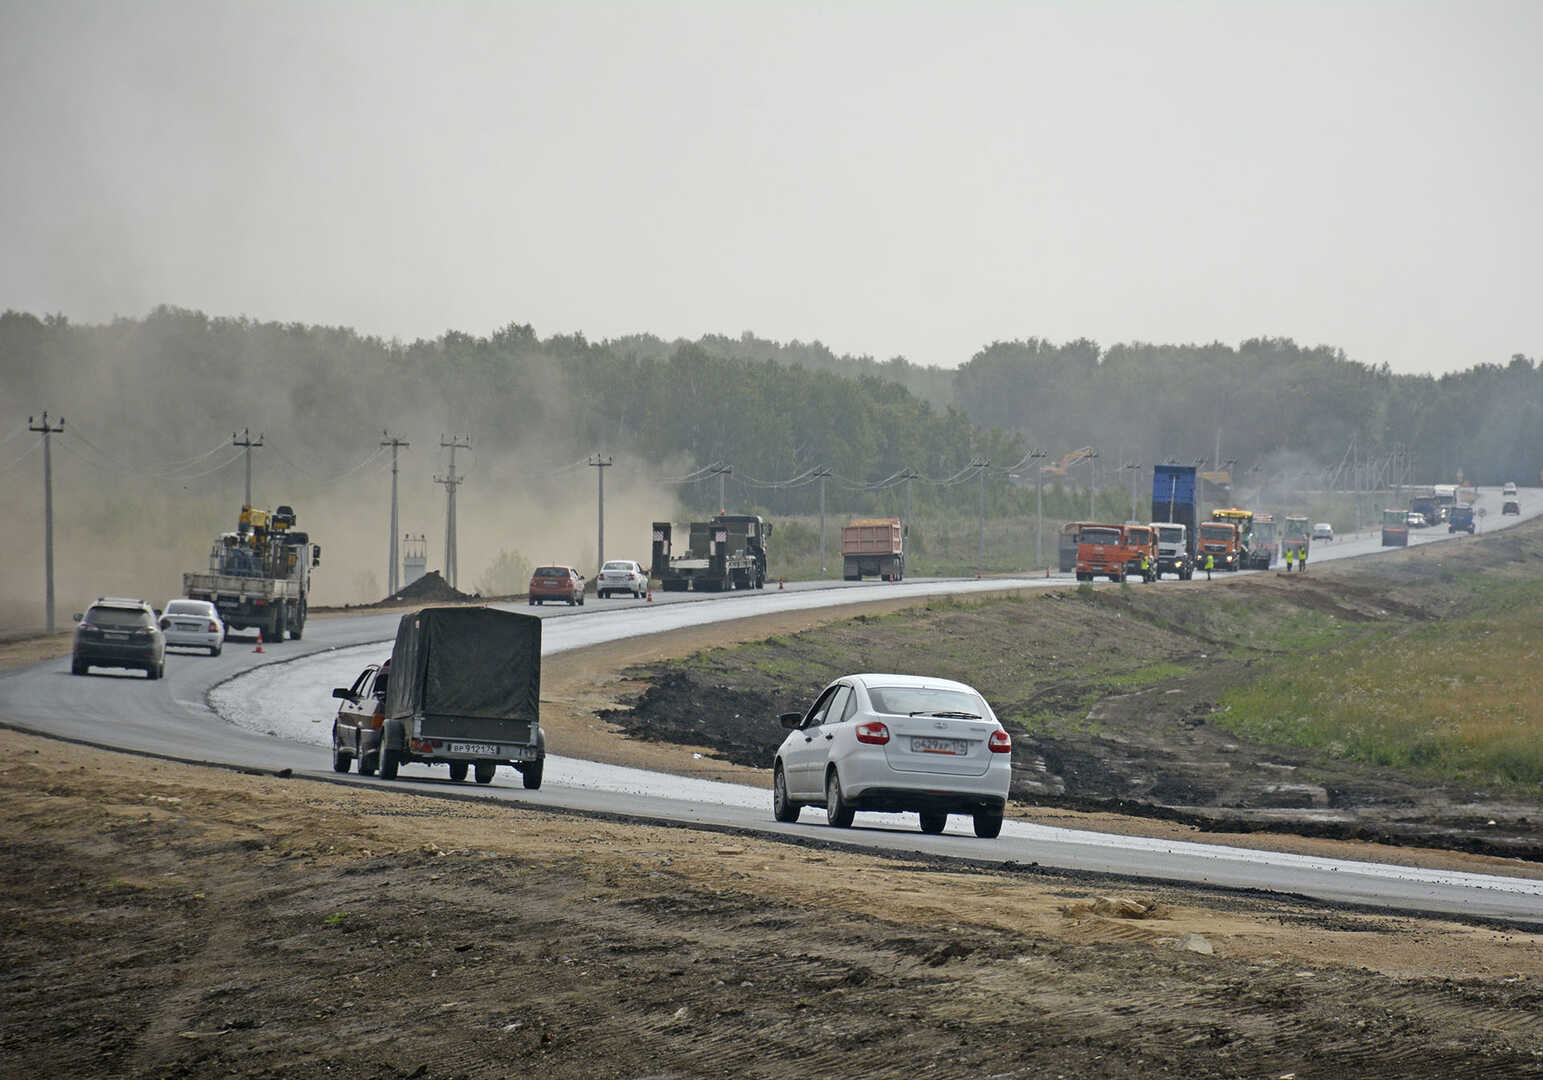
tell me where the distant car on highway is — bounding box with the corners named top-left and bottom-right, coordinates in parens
top-left (771, 673), bottom-right (1013, 839)
top-left (1503, 498), bottom-right (1521, 516)
top-left (528, 565), bottom-right (585, 606)
top-left (331, 660), bottom-right (387, 775)
top-left (72, 597), bottom-right (166, 679)
top-left (596, 559), bottom-right (648, 599)
top-left (1312, 522), bottom-right (1334, 542)
top-left (160, 598), bottom-right (225, 655)
top-left (1407, 512), bottom-right (1428, 529)
top-left (1503, 481), bottom-right (1518, 496)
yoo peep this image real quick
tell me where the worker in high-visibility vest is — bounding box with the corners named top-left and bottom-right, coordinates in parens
top-left (1139, 553), bottom-right (1151, 581)
top-left (1284, 546), bottom-right (1295, 573)
top-left (1298, 545), bottom-right (1308, 574)
top-left (1203, 553), bottom-right (1214, 580)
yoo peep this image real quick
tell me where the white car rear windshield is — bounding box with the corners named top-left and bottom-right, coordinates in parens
top-left (602, 562), bottom-right (631, 571)
top-left (166, 601), bottom-right (212, 615)
top-left (868, 686), bottom-right (986, 718)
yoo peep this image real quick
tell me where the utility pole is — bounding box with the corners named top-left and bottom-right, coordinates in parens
top-left (589, 454), bottom-right (613, 570)
top-left (29, 412), bottom-right (64, 634)
top-left (708, 463), bottom-right (733, 515)
top-left (232, 427), bottom-right (264, 507)
top-left (1086, 450), bottom-right (1099, 519)
top-left (902, 467), bottom-right (919, 570)
top-left (435, 434), bottom-right (471, 589)
top-left (381, 432), bottom-right (409, 596)
top-left (972, 457), bottom-right (990, 577)
top-left (813, 466), bottom-right (832, 574)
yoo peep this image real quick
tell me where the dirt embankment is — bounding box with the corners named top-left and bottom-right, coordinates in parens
top-left (5, 729), bottom-right (1543, 1080)
top-left (603, 520), bottom-right (1543, 861)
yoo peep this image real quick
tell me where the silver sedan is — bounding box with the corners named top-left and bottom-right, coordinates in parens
top-left (772, 673), bottom-right (1013, 838)
top-left (160, 598), bottom-right (225, 656)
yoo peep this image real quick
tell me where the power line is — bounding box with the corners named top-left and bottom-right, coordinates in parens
top-left (382, 432), bottom-right (410, 596)
top-left (29, 412), bottom-right (64, 635)
top-left (435, 434), bottom-right (471, 589)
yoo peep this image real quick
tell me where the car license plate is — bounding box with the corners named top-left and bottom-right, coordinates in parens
top-left (104, 632), bottom-right (128, 641)
top-left (911, 736), bottom-right (967, 755)
top-left (449, 742), bottom-right (498, 756)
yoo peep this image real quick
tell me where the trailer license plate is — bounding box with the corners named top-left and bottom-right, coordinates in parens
top-left (912, 737), bottom-right (967, 755)
top-left (450, 742), bottom-right (498, 756)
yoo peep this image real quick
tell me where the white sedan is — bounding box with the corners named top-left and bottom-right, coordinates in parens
top-left (772, 673), bottom-right (1013, 838)
top-left (159, 598), bottom-right (225, 656)
top-left (596, 559), bottom-right (649, 599)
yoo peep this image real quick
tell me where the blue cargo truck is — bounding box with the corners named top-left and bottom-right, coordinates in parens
top-left (1151, 464), bottom-right (1198, 580)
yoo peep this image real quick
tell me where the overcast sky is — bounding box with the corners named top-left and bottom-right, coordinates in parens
top-left (2, 1), bottom-right (1537, 374)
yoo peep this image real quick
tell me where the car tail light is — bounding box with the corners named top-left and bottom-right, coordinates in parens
top-left (159, 618), bottom-right (170, 630)
top-left (371, 706), bottom-right (385, 728)
top-left (207, 620), bottom-right (220, 632)
top-left (855, 721), bottom-right (889, 745)
top-left (988, 730), bottom-right (1012, 754)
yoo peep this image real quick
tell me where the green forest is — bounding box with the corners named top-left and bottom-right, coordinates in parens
top-left (1, 306), bottom-right (1539, 621)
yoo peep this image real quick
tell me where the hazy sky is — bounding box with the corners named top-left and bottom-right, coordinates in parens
top-left (2, 1), bottom-right (1538, 373)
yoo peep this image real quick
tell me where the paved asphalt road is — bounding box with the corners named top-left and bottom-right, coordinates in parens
top-left (4, 488), bottom-right (1541, 923)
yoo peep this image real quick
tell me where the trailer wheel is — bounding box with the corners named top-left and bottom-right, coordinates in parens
top-left (448, 761), bottom-right (469, 782)
top-left (474, 762), bottom-right (496, 784)
top-left (289, 612), bottom-right (303, 640)
top-left (521, 756), bottom-right (544, 790)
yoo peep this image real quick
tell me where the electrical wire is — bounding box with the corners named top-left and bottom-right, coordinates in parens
top-left (0, 436), bottom-right (42, 476)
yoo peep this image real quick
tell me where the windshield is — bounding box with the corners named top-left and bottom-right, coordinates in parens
top-left (1199, 524), bottom-right (1233, 540)
top-left (867, 686), bottom-right (988, 719)
top-left (86, 607), bottom-right (152, 629)
top-left (165, 601), bottom-right (211, 616)
top-left (534, 567), bottom-right (567, 577)
top-left (1156, 526), bottom-right (1184, 543)
top-left (602, 561), bottom-right (630, 571)
top-left (1080, 527), bottom-right (1121, 545)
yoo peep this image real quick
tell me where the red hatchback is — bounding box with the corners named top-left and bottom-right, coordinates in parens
top-left (528, 565), bottom-right (586, 606)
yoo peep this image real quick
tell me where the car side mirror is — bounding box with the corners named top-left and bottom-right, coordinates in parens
top-left (332, 687), bottom-right (352, 700)
top-left (779, 711), bottom-right (803, 730)
top-left (72, 612), bottom-right (83, 623)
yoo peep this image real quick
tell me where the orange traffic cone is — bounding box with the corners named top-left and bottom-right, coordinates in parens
top-left (646, 589), bottom-right (653, 602)
top-left (252, 630), bottom-right (264, 653)
top-left (779, 578), bottom-right (785, 590)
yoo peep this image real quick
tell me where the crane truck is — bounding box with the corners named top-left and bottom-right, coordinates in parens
top-left (182, 504), bottom-right (321, 641)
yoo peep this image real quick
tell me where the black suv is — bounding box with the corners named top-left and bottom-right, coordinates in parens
top-left (72, 598), bottom-right (166, 678)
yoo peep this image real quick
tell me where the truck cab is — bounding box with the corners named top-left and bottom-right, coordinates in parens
top-left (1197, 520), bottom-right (1241, 570)
top-left (1149, 522), bottom-right (1192, 580)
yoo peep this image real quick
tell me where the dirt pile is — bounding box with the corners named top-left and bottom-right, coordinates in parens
top-left (379, 570), bottom-right (477, 606)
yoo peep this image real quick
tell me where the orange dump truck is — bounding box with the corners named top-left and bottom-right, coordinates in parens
top-left (1197, 519), bottom-right (1243, 571)
top-left (1075, 523), bottom-right (1154, 582)
top-left (841, 518), bottom-right (905, 581)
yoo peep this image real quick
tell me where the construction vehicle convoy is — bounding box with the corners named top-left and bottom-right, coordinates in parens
top-left (1150, 464), bottom-right (1198, 578)
top-left (841, 518), bottom-right (905, 581)
top-left (182, 504), bottom-right (320, 641)
top-left (651, 514), bottom-right (771, 591)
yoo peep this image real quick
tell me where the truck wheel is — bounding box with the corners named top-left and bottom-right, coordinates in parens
top-left (521, 756), bottom-right (544, 790)
top-left (289, 615), bottom-right (303, 641)
top-left (357, 750), bottom-right (376, 777)
top-left (578, 594), bottom-right (584, 606)
top-left (448, 761), bottom-right (468, 782)
top-left (378, 744), bottom-right (400, 780)
top-left (275, 606), bottom-right (287, 642)
top-left (72, 658), bottom-right (87, 675)
top-left (474, 762), bottom-right (496, 784)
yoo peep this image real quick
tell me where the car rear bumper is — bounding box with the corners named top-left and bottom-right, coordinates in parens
top-left (75, 645), bottom-right (160, 667)
top-left (842, 756), bottom-right (1010, 812)
top-left (164, 631), bottom-right (220, 649)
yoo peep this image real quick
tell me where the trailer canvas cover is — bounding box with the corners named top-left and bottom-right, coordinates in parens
top-left (384, 607), bottom-right (541, 724)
